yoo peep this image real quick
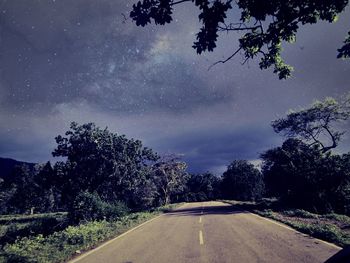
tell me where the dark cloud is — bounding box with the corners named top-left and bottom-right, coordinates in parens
top-left (150, 124), bottom-right (282, 174)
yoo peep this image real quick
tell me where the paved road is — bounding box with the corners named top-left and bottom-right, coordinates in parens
top-left (71, 201), bottom-right (340, 263)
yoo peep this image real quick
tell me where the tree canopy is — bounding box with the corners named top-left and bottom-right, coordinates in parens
top-left (152, 155), bottom-right (189, 204)
top-left (261, 138), bottom-right (350, 213)
top-left (272, 95), bottom-right (350, 153)
top-left (130, 0), bottom-right (350, 79)
top-left (52, 122), bottom-right (158, 207)
top-left (221, 160), bottom-right (264, 201)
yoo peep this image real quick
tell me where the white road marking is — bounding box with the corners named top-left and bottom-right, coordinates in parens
top-left (199, 230), bottom-right (204, 245)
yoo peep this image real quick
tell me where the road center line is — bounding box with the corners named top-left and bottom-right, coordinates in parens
top-left (199, 216), bottom-right (202, 223)
top-left (199, 230), bottom-right (204, 245)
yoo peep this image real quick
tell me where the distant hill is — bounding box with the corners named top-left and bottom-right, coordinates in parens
top-left (0, 157), bottom-right (36, 180)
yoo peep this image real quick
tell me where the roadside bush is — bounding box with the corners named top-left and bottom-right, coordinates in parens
top-left (296, 223), bottom-right (344, 244)
top-left (282, 209), bottom-right (319, 219)
top-left (69, 191), bottom-right (129, 223)
top-left (0, 214), bottom-right (68, 247)
top-left (103, 201), bottom-right (129, 221)
top-left (3, 221), bottom-right (112, 263)
top-left (2, 210), bottom-right (166, 262)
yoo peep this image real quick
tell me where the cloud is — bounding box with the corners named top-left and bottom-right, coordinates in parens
top-left (150, 124), bottom-right (282, 174)
top-left (1, 0), bottom-right (350, 174)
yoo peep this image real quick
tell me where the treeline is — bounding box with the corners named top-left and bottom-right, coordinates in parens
top-left (0, 122), bottom-right (261, 221)
top-left (0, 122), bottom-right (189, 222)
top-left (1, 95), bottom-right (350, 220)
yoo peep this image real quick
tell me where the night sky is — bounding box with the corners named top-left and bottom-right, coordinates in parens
top-left (1, 0), bottom-right (350, 174)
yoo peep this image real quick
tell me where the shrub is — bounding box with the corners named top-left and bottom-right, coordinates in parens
top-left (0, 214), bottom-right (68, 247)
top-left (69, 192), bottom-right (129, 223)
top-left (282, 209), bottom-right (319, 219)
top-left (2, 211), bottom-right (160, 262)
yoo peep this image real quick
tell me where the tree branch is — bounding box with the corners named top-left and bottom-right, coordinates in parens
top-left (208, 47), bottom-right (242, 70)
top-left (218, 23), bottom-right (262, 32)
top-left (171, 0), bottom-right (191, 5)
top-left (322, 125), bottom-right (337, 152)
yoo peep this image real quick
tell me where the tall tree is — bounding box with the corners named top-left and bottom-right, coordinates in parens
top-left (185, 172), bottom-right (221, 201)
top-left (130, 0), bottom-right (349, 79)
top-left (152, 155), bottom-right (189, 204)
top-left (4, 164), bottom-right (40, 213)
top-left (272, 95), bottom-right (350, 153)
top-left (34, 162), bottom-right (58, 212)
top-left (261, 138), bottom-right (350, 213)
top-left (52, 122), bottom-right (158, 208)
top-left (221, 160), bottom-right (264, 201)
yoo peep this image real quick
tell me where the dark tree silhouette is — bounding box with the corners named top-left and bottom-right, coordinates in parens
top-left (261, 138), bottom-right (350, 213)
top-left (52, 122), bottom-right (158, 208)
top-left (272, 95), bottom-right (350, 153)
top-left (184, 172), bottom-right (221, 201)
top-left (130, 0), bottom-right (350, 79)
top-left (221, 160), bottom-right (264, 201)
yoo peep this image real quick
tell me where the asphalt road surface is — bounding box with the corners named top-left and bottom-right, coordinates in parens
top-left (70, 201), bottom-right (341, 263)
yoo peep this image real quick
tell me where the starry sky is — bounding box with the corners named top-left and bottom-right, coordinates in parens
top-left (0, 0), bottom-right (350, 174)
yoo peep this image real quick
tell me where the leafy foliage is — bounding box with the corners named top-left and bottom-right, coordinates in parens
top-left (221, 160), bottom-right (264, 201)
top-left (2, 209), bottom-right (176, 263)
top-left (52, 122), bottom-right (158, 208)
top-left (130, 0), bottom-right (349, 79)
top-left (0, 213), bottom-right (68, 247)
top-left (2, 214), bottom-right (142, 262)
top-left (254, 207), bottom-right (350, 247)
top-left (272, 96), bottom-right (350, 153)
top-left (69, 191), bottom-right (129, 223)
top-left (152, 155), bottom-right (189, 204)
top-left (261, 139), bottom-right (350, 213)
top-left (338, 31), bottom-right (350, 59)
top-left (184, 172), bottom-right (221, 201)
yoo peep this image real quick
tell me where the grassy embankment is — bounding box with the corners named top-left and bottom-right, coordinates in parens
top-left (225, 200), bottom-right (350, 247)
top-left (0, 203), bottom-right (181, 263)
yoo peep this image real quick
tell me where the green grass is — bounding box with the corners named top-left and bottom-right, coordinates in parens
top-left (281, 209), bottom-right (319, 219)
top-left (0, 203), bottom-right (182, 263)
top-left (223, 200), bottom-right (350, 247)
top-left (0, 213), bottom-right (69, 248)
top-left (253, 209), bottom-right (350, 247)
top-left (0, 213), bottom-right (67, 224)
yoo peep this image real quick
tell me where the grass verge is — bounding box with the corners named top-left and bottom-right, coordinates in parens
top-left (0, 203), bottom-right (182, 263)
top-left (0, 213), bottom-right (69, 247)
top-left (224, 200), bottom-right (350, 247)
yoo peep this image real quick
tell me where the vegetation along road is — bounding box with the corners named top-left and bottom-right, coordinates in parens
top-left (70, 201), bottom-right (340, 263)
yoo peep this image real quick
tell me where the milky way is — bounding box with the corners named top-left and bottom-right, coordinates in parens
top-left (1, 0), bottom-right (350, 173)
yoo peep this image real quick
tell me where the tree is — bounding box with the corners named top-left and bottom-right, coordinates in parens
top-left (261, 138), bottom-right (321, 200)
top-left (272, 95), bottom-right (350, 153)
top-left (152, 155), bottom-right (189, 204)
top-left (261, 138), bottom-right (350, 213)
top-left (184, 172), bottom-right (221, 201)
top-left (130, 0), bottom-right (350, 79)
top-left (34, 162), bottom-right (59, 212)
top-left (52, 122), bottom-right (158, 208)
top-left (4, 164), bottom-right (40, 214)
top-left (221, 160), bottom-right (264, 201)
top-left (0, 178), bottom-right (15, 214)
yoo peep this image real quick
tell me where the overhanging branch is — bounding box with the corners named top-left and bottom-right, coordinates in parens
top-left (208, 47), bottom-right (242, 70)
